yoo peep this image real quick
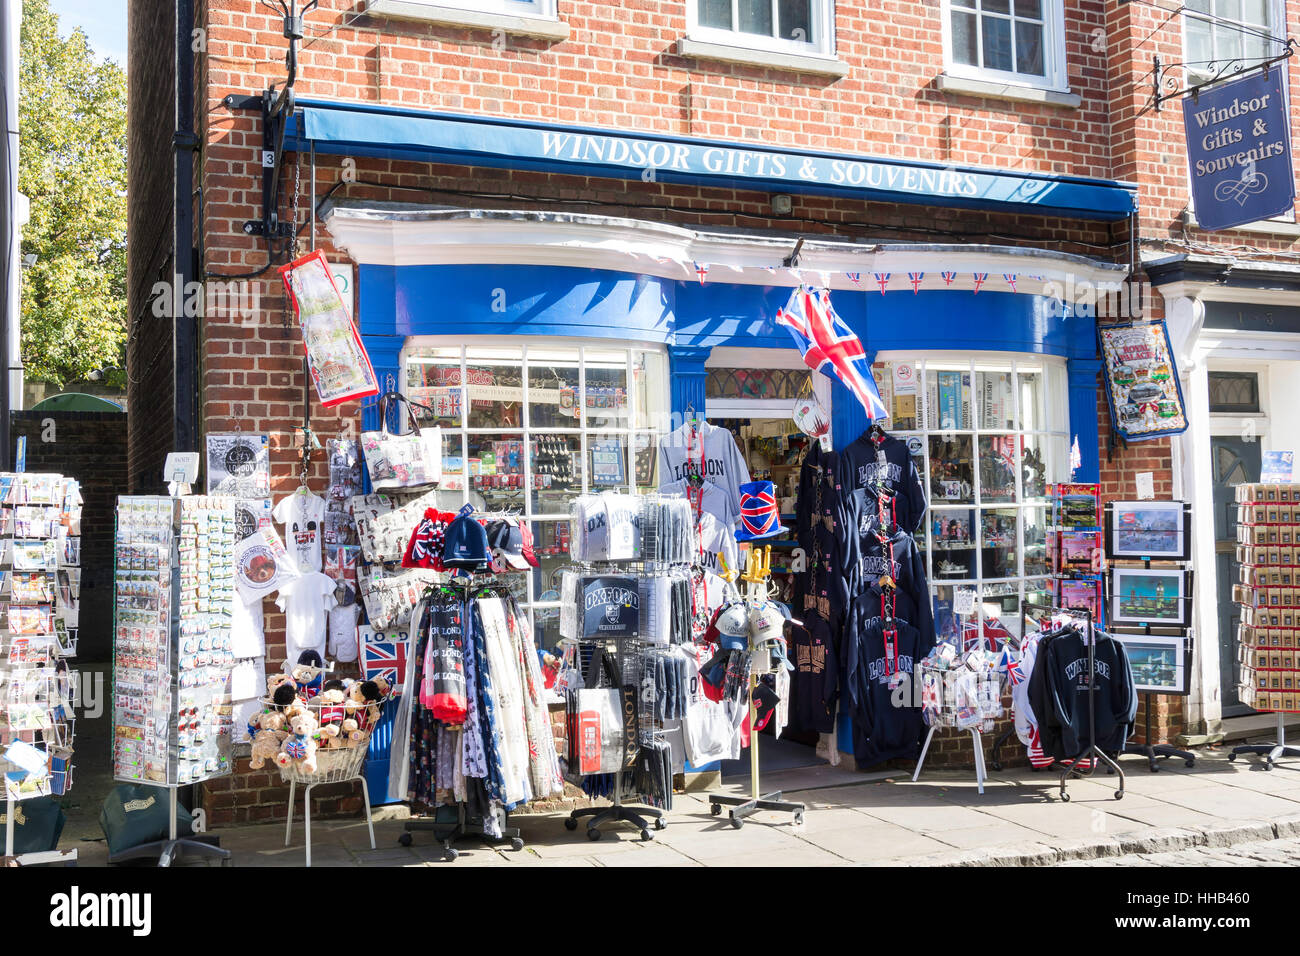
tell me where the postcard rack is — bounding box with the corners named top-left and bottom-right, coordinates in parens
top-left (0, 473), bottom-right (82, 865)
top-left (1021, 600), bottom-right (1125, 802)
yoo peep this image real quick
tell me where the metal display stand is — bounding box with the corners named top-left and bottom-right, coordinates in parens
top-left (1023, 601), bottom-right (1125, 802)
top-left (708, 546), bottom-right (805, 829)
top-left (1229, 712), bottom-right (1300, 770)
top-left (106, 787), bottom-right (229, 867)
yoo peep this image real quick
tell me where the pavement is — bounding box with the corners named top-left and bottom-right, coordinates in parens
top-left (56, 739), bottom-right (1300, 867)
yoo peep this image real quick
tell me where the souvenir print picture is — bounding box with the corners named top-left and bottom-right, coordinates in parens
top-left (1099, 322), bottom-right (1189, 441)
top-left (1107, 500), bottom-right (1189, 560)
top-left (206, 433), bottom-right (271, 498)
top-left (1119, 635), bottom-right (1190, 695)
top-left (1110, 567), bottom-right (1190, 628)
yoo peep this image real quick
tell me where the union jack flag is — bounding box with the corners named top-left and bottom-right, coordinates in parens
top-left (775, 285), bottom-right (889, 420)
top-left (960, 616), bottom-right (1013, 651)
top-left (361, 627), bottom-right (410, 688)
top-left (694, 261), bottom-right (709, 284)
top-left (872, 272), bottom-right (891, 294)
top-left (941, 270), bottom-right (957, 285)
top-left (972, 272), bottom-right (989, 294)
top-left (1003, 273), bottom-right (1018, 292)
top-left (739, 485), bottom-right (780, 538)
top-left (845, 272), bottom-right (862, 285)
top-left (907, 272), bottom-right (925, 293)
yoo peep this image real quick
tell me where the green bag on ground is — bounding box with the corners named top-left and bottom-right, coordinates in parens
top-left (99, 784), bottom-right (193, 857)
top-left (1, 796), bottom-right (66, 854)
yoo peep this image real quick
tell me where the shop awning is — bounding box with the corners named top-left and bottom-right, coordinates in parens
top-left (287, 99), bottom-right (1138, 222)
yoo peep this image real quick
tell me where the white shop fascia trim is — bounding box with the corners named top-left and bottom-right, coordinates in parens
top-left (321, 202), bottom-right (1128, 292)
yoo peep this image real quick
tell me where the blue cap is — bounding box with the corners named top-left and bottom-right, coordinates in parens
top-left (441, 506), bottom-right (491, 571)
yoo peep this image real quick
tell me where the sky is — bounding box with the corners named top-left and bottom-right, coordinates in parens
top-left (49, 0), bottom-right (128, 67)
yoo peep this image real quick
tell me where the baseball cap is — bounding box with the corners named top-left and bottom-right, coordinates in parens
top-left (486, 517), bottom-right (539, 572)
top-left (706, 601), bottom-right (749, 651)
top-left (441, 506), bottom-right (491, 571)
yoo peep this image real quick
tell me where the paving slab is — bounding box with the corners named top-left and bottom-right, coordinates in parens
top-left (793, 819), bottom-right (952, 862)
top-left (855, 800), bottom-right (999, 831)
top-left (924, 822), bottom-right (1051, 850)
top-left (1152, 785), bottom-right (1300, 820)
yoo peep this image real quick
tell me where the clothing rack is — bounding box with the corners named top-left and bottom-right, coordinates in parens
top-left (398, 576), bottom-right (526, 861)
top-left (708, 547), bottom-right (806, 829)
top-left (1021, 600), bottom-right (1125, 802)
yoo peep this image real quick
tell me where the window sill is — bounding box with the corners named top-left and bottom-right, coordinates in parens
top-left (677, 37), bottom-right (849, 77)
top-left (937, 73), bottom-right (1080, 108)
top-left (365, 1), bottom-right (570, 41)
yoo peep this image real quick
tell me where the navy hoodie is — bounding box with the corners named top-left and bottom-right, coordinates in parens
top-left (835, 430), bottom-right (927, 534)
top-left (787, 610), bottom-right (836, 735)
top-left (794, 443), bottom-right (843, 624)
top-left (835, 486), bottom-right (935, 644)
top-left (1027, 627), bottom-right (1138, 759)
top-left (841, 605), bottom-right (929, 768)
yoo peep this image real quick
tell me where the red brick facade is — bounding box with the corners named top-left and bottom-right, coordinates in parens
top-left (124, 1), bottom-right (1300, 813)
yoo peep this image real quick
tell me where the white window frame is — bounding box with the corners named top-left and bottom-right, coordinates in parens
top-left (1182, 0), bottom-right (1285, 85)
top-left (687, 0), bottom-right (837, 57)
top-left (401, 334), bottom-right (669, 634)
top-left (419, 0), bottom-right (557, 17)
top-left (941, 0), bottom-right (1068, 93)
top-left (873, 350), bottom-right (1070, 636)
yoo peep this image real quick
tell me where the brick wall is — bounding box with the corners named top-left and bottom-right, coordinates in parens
top-left (10, 411), bottom-right (128, 663)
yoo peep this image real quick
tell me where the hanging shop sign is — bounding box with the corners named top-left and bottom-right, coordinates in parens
top-left (1099, 321), bottom-right (1189, 442)
top-left (280, 250), bottom-right (380, 408)
top-left (1183, 68), bottom-right (1296, 231)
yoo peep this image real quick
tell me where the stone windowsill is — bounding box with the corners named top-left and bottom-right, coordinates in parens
top-left (937, 72), bottom-right (1081, 108)
top-left (676, 37), bottom-right (850, 78)
top-left (365, 1), bottom-right (570, 41)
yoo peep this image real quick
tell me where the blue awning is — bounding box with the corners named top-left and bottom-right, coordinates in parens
top-left (287, 98), bottom-right (1138, 222)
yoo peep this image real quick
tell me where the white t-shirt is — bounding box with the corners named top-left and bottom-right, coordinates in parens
top-left (660, 478), bottom-right (740, 528)
top-left (696, 513), bottom-right (739, 579)
top-left (328, 603), bottom-right (361, 663)
top-left (275, 571), bottom-right (337, 661)
top-left (230, 590), bottom-right (266, 659)
top-left (273, 490), bottom-right (326, 573)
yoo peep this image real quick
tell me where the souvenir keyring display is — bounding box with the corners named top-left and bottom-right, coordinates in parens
top-left (707, 546), bottom-right (806, 829)
top-left (110, 493), bottom-right (237, 866)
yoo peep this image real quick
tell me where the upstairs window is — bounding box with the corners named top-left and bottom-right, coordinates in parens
top-left (944, 0), bottom-right (1067, 90)
top-left (1184, 1), bottom-right (1284, 85)
top-left (691, 0), bottom-right (836, 56)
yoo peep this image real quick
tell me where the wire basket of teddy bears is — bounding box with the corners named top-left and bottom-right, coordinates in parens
top-left (249, 676), bottom-right (390, 786)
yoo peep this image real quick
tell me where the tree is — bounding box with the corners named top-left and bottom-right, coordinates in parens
top-left (18, 0), bottom-right (126, 387)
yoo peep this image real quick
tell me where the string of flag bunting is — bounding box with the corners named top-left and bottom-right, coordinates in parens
top-left (669, 260), bottom-right (1047, 293)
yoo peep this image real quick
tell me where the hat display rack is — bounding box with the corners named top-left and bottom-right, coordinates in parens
top-left (707, 545), bottom-right (806, 829)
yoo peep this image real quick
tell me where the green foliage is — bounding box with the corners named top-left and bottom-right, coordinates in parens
top-left (18, 0), bottom-right (127, 386)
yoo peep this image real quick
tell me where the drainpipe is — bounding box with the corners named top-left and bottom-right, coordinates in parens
top-left (173, 0), bottom-right (199, 452)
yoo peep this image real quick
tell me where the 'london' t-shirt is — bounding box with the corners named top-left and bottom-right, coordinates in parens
top-left (658, 422), bottom-right (750, 509)
top-left (273, 490), bottom-right (326, 573)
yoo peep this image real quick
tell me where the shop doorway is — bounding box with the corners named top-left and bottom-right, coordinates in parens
top-left (1211, 434), bottom-right (1260, 716)
top-left (705, 349), bottom-right (832, 776)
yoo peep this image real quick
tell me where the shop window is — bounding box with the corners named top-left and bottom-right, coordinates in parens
top-left (1208, 370), bottom-right (1261, 413)
top-left (943, 0), bottom-right (1067, 90)
top-left (404, 339), bottom-right (668, 640)
top-left (691, 0), bottom-right (835, 56)
top-left (706, 366), bottom-right (813, 401)
top-left (1184, 0), bottom-right (1281, 84)
top-left (871, 354), bottom-right (1070, 641)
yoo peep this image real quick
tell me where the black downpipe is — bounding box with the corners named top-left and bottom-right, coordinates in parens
top-left (174, 0), bottom-right (199, 453)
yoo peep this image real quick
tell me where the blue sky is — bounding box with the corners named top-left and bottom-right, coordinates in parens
top-left (50, 0), bottom-right (128, 66)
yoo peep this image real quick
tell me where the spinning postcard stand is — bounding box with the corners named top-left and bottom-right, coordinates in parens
top-left (708, 546), bottom-right (805, 829)
top-left (0, 472), bottom-right (83, 866)
top-left (110, 494), bottom-right (236, 866)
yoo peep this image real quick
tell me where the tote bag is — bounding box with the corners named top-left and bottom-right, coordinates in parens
top-left (360, 393), bottom-right (442, 493)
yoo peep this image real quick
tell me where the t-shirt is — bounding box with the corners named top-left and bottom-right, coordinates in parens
top-left (696, 513), bottom-right (739, 579)
top-left (660, 477), bottom-right (740, 528)
top-left (229, 590), bottom-right (266, 659)
top-left (327, 602), bottom-right (360, 663)
top-left (658, 422), bottom-right (750, 507)
top-left (275, 571), bottom-right (337, 661)
top-left (273, 490), bottom-right (326, 573)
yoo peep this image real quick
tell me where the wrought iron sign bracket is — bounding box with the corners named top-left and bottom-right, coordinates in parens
top-left (1152, 39), bottom-right (1296, 112)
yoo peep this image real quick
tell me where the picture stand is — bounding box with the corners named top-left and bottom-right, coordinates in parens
top-left (1229, 712), bottom-right (1300, 771)
top-left (4, 793), bottom-right (77, 866)
top-left (107, 787), bottom-right (230, 867)
top-left (708, 547), bottom-right (805, 829)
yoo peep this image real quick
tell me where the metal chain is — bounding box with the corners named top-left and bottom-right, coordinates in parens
top-left (283, 155), bottom-right (302, 328)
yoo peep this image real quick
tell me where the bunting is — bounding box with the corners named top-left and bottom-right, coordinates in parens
top-left (941, 270), bottom-right (957, 286)
top-left (1003, 273), bottom-right (1018, 292)
top-left (972, 272), bottom-right (988, 294)
top-left (873, 272), bottom-right (891, 294)
top-left (907, 272), bottom-right (925, 293)
top-left (694, 262), bottom-right (709, 285)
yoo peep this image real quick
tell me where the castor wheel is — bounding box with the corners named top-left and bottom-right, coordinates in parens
top-left (794, 811), bottom-right (805, 826)
top-left (653, 817), bottom-right (667, 830)
top-left (640, 828), bottom-right (653, 842)
top-left (398, 832), bottom-right (412, 847)
top-left (991, 762), bottom-right (1003, 772)
top-left (1150, 764), bottom-right (1160, 773)
top-left (710, 803), bottom-right (721, 816)
top-left (1060, 791), bottom-right (1071, 802)
top-left (510, 837), bottom-right (524, 852)
top-left (444, 847), bottom-right (459, 861)
top-left (730, 814), bottom-right (743, 829)
top-left (1228, 752), bottom-right (1237, 762)
top-left (587, 827), bottom-right (602, 841)
top-left (564, 817), bottom-right (578, 831)
top-left (1114, 791), bottom-right (1124, 800)
top-left (1185, 759), bottom-right (1195, 768)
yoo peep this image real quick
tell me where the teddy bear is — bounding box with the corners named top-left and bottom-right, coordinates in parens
top-left (267, 672), bottom-right (298, 710)
top-left (275, 708), bottom-right (319, 774)
top-left (248, 710), bottom-right (288, 769)
top-left (344, 679), bottom-right (385, 733)
top-left (315, 687), bottom-right (348, 749)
